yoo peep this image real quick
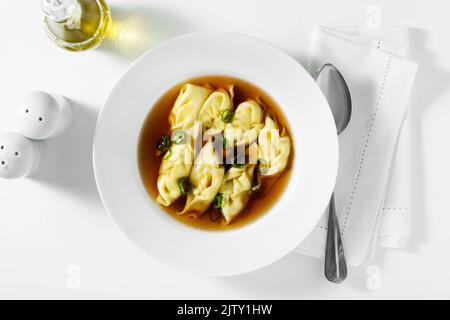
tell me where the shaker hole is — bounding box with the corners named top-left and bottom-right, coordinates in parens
top-left (38, 117), bottom-right (43, 122)
top-left (14, 152), bottom-right (19, 156)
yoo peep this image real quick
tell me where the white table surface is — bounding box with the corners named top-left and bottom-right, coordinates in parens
top-left (1, 0), bottom-right (449, 299)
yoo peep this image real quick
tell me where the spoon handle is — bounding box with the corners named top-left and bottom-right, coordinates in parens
top-left (324, 193), bottom-right (347, 283)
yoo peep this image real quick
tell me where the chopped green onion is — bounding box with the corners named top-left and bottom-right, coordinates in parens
top-left (220, 109), bottom-right (234, 123)
top-left (213, 193), bottom-right (224, 209)
top-left (156, 134), bottom-right (172, 152)
top-left (162, 149), bottom-right (172, 160)
top-left (172, 130), bottom-right (186, 144)
top-left (178, 177), bottom-right (190, 196)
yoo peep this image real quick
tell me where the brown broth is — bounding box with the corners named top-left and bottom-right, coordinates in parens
top-left (138, 75), bottom-right (293, 231)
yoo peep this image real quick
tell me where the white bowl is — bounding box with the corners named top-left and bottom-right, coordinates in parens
top-left (93, 32), bottom-right (338, 276)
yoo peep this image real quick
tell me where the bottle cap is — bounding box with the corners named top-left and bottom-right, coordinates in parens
top-left (41, 0), bottom-right (77, 22)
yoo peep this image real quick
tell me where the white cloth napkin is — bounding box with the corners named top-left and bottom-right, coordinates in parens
top-left (295, 26), bottom-right (418, 266)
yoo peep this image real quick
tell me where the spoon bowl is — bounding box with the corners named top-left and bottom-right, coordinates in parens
top-left (314, 64), bottom-right (352, 134)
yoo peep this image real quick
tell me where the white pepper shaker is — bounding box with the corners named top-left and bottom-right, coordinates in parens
top-left (0, 132), bottom-right (44, 179)
top-left (13, 91), bottom-right (72, 140)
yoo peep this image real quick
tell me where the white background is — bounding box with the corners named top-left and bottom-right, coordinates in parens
top-left (0, 0), bottom-right (448, 299)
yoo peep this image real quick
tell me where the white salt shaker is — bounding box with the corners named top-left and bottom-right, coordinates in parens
top-left (13, 91), bottom-right (72, 140)
top-left (0, 132), bottom-right (44, 179)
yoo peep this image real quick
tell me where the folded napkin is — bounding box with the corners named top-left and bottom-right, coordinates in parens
top-left (295, 26), bottom-right (418, 266)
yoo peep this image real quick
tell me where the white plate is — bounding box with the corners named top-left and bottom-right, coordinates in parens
top-left (93, 32), bottom-right (338, 276)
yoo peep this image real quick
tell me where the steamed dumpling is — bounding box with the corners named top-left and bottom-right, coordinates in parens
top-left (169, 84), bottom-right (212, 130)
top-left (179, 140), bottom-right (225, 216)
top-left (218, 165), bottom-right (255, 224)
top-left (258, 116), bottom-right (291, 176)
top-left (224, 100), bottom-right (263, 146)
top-left (157, 143), bottom-right (194, 206)
top-left (198, 88), bottom-right (232, 133)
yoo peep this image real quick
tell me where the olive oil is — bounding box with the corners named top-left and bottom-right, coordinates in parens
top-left (43, 0), bottom-right (111, 51)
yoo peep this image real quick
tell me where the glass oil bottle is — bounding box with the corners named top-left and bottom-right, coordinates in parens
top-left (42, 0), bottom-right (112, 51)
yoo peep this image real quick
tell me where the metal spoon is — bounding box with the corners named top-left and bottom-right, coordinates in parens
top-left (314, 63), bottom-right (352, 284)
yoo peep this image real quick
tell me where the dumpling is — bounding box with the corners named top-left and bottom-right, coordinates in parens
top-left (258, 115), bottom-right (291, 176)
top-left (169, 84), bottom-right (212, 130)
top-left (223, 100), bottom-right (263, 146)
top-left (179, 140), bottom-right (224, 216)
top-left (198, 88), bottom-right (232, 133)
top-left (157, 142), bottom-right (194, 206)
top-left (217, 165), bottom-right (255, 224)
